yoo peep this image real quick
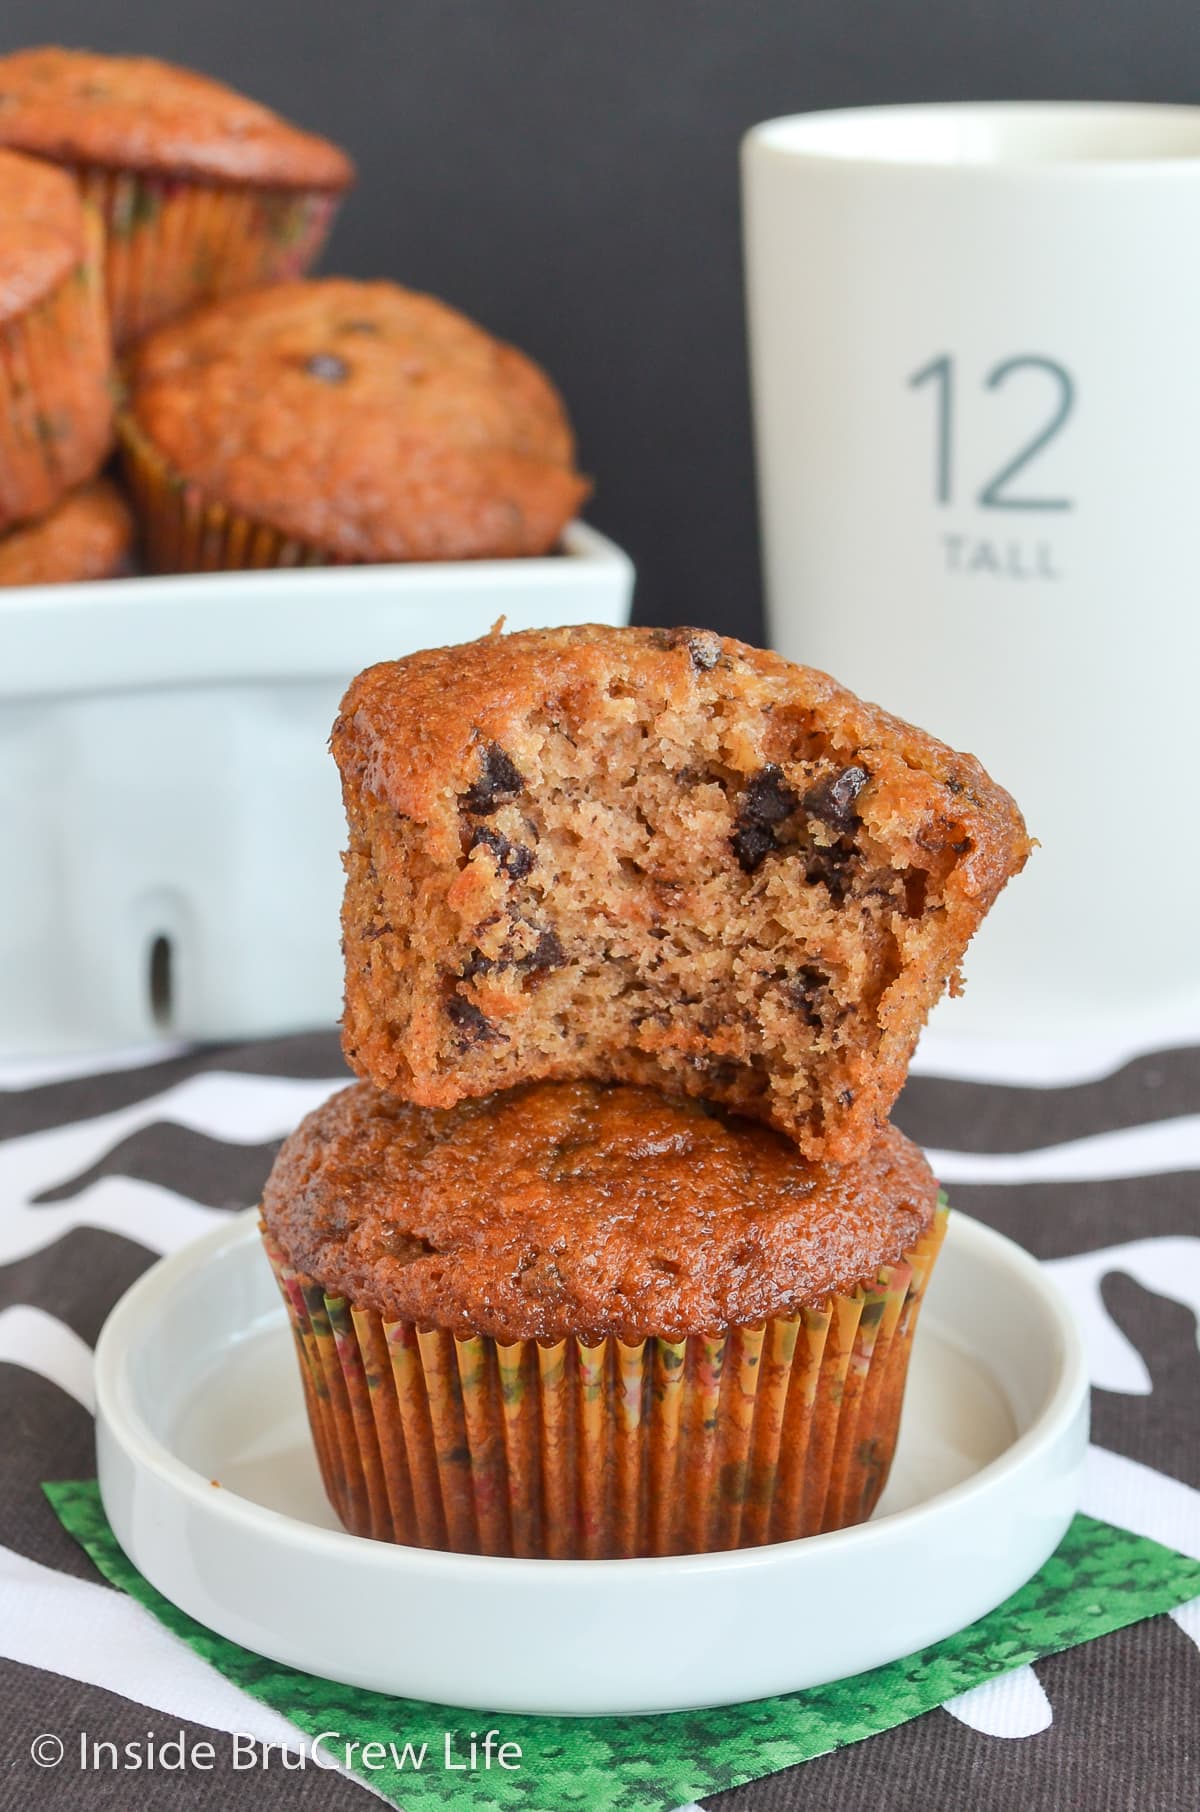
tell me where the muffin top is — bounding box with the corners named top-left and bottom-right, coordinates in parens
top-left (0, 480), bottom-right (133, 587)
top-left (0, 47), bottom-right (354, 190)
top-left (124, 280), bottom-right (590, 562)
top-left (0, 146), bottom-right (86, 322)
top-left (261, 1080), bottom-right (938, 1343)
top-left (336, 623), bottom-right (1029, 895)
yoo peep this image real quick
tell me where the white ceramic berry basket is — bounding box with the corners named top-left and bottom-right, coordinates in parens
top-left (0, 525), bottom-right (633, 1055)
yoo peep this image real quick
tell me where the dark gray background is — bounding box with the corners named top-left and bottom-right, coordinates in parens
top-left (2, 1), bottom-right (1194, 639)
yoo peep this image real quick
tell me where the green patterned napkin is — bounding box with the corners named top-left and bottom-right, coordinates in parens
top-left (47, 1481), bottom-right (1200, 1812)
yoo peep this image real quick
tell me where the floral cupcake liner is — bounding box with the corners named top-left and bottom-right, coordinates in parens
top-left (75, 165), bottom-right (340, 348)
top-left (262, 1203), bottom-right (947, 1559)
top-left (116, 407), bottom-right (332, 572)
top-left (0, 205), bottom-right (113, 532)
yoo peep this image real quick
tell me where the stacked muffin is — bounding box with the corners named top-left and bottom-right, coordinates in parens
top-left (0, 46), bottom-right (584, 582)
top-left (260, 624), bottom-right (1031, 1558)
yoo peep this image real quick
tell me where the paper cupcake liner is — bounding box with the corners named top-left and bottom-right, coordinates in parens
top-left (117, 407), bottom-right (333, 573)
top-left (0, 205), bottom-right (113, 531)
top-left (262, 1204), bottom-right (947, 1559)
top-left (74, 166), bottom-right (340, 348)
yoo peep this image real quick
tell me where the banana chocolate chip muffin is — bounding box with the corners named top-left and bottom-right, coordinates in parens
top-left (333, 624), bottom-right (1030, 1163)
top-left (0, 46), bottom-right (353, 345)
top-left (261, 1078), bottom-right (945, 1557)
top-left (0, 478), bottom-right (133, 585)
top-left (119, 279), bottom-right (589, 571)
top-left (0, 147), bottom-right (113, 532)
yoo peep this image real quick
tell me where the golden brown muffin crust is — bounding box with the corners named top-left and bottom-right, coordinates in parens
top-left (261, 1080), bottom-right (939, 1343)
top-left (0, 146), bottom-right (85, 322)
top-left (333, 624), bottom-right (1031, 1160)
top-left (123, 280), bottom-right (590, 562)
top-left (341, 626), bottom-right (1025, 858)
top-left (0, 479), bottom-right (133, 586)
top-left (0, 48), bottom-right (354, 189)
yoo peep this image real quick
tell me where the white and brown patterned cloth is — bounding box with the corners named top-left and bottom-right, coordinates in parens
top-left (1, 1025), bottom-right (1198, 1810)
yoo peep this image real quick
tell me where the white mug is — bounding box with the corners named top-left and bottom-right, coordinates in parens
top-left (743, 103), bottom-right (1200, 1039)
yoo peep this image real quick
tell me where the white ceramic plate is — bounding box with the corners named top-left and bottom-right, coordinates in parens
top-left (95, 1209), bottom-right (1088, 1716)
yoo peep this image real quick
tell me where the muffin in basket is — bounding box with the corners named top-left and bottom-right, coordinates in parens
top-left (0, 46), bottom-right (353, 346)
top-left (0, 147), bottom-right (113, 532)
top-left (260, 1079), bottom-right (945, 1558)
top-left (118, 279), bottom-right (590, 571)
top-left (0, 478), bottom-right (133, 585)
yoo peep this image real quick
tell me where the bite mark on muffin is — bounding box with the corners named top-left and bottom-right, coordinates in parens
top-left (334, 624), bottom-right (1031, 1159)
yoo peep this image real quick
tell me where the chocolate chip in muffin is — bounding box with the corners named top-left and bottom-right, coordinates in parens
top-left (804, 843), bottom-right (857, 902)
top-left (462, 743), bottom-right (525, 814)
top-left (303, 351), bottom-right (349, 383)
top-left (652, 625), bottom-right (723, 671)
top-left (731, 765), bottom-right (800, 872)
top-left (686, 634), bottom-right (722, 671)
top-left (789, 965), bottom-right (829, 1028)
top-left (731, 821), bottom-right (775, 874)
top-left (471, 825), bottom-right (536, 880)
top-left (803, 765), bottom-right (869, 834)
top-left (446, 994), bottom-right (507, 1045)
top-left (520, 927), bottom-right (565, 972)
top-left (466, 920), bottom-right (564, 983)
top-left (742, 766), bottom-right (800, 827)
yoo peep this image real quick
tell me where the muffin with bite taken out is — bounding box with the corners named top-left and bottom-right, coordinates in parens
top-left (332, 623), bottom-right (1030, 1163)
